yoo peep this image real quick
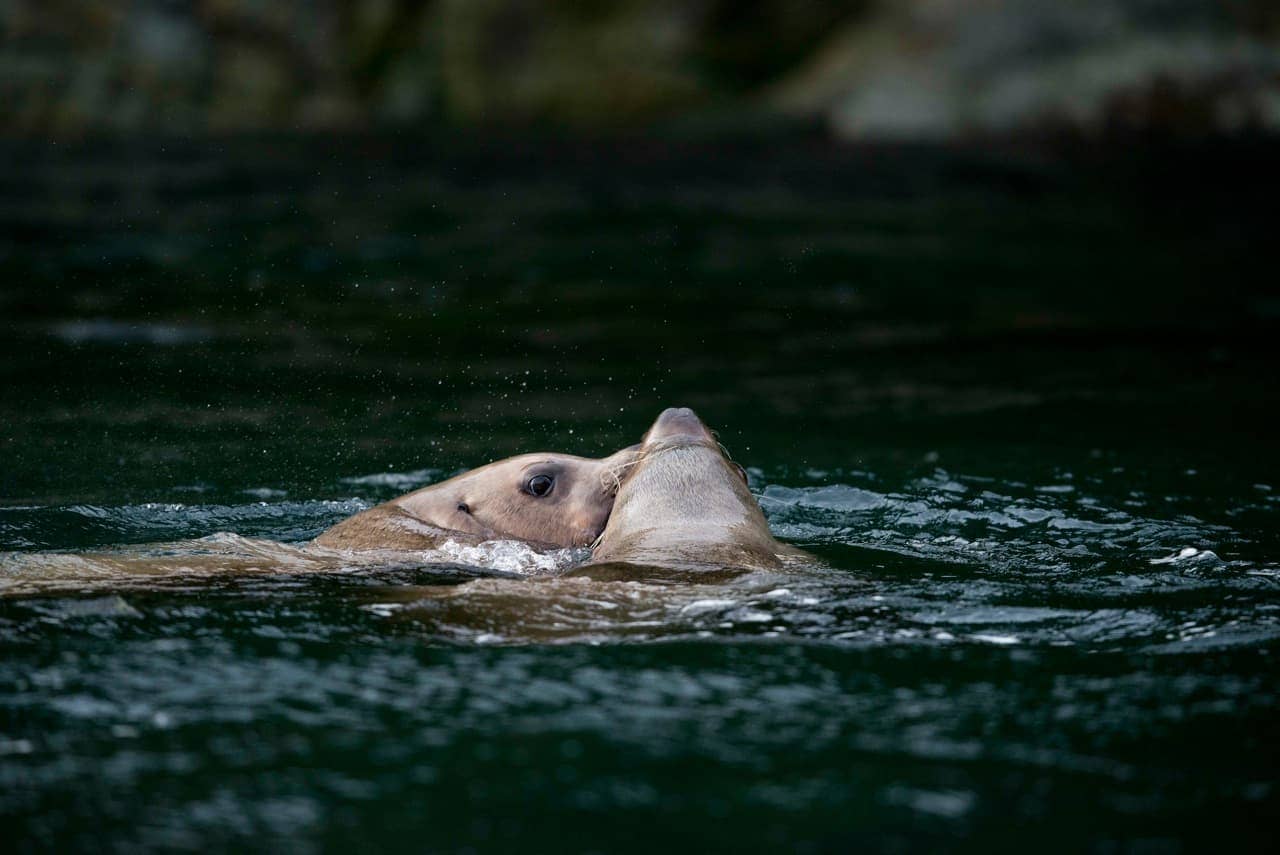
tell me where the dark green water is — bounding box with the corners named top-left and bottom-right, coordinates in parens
top-left (1, 135), bottom-right (1278, 851)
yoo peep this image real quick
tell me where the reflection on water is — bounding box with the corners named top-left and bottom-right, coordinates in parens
top-left (2, 136), bottom-right (1278, 850)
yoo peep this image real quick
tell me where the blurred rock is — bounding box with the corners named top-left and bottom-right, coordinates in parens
top-left (437, 0), bottom-right (710, 123)
top-left (0, 0), bottom-right (1276, 138)
top-left (771, 0), bottom-right (1280, 138)
top-left (0, 0), bottom-right (860, 132)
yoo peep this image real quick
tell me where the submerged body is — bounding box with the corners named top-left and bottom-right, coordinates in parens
top-left (590, 408), bottom-right (810, 572)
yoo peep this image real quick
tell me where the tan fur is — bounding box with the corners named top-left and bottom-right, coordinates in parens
top-left (311, 506), bottom-right (458, 551)
top-left (315, 447), bottom-right (640, 551)
top-left (590, 408), bottom-right (809, 571)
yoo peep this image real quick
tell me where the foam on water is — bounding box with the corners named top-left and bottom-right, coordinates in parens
top-left (432, 539), bottom-right (589, 575)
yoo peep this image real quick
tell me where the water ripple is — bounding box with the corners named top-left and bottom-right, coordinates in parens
top-left (0, 465), bottom-right (1275, 652)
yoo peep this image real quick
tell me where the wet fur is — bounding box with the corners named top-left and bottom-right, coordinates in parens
top-left (312, 505), bottom-right (462, 551)
top-left (315, 449), bottom-right (640, 552)
top-left (591, 438), bottom-right (804, 571)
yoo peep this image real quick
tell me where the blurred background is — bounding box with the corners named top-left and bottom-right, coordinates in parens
top-left (0, 0), bottom-right (1277, 495)
top-left (0, 0), bottom-right (1276, 138)
top-left (4, 0), bottom-right (1280, 138)
top-left (2, 0), bottom-right (1279, 500)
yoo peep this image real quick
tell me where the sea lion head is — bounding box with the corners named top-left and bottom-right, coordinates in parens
top-left (397, 445), bottom-right (640, 548)
top-left (607, 406), bottom-right (752, 518)
top-left (592, 407), bottom-right (778, 567)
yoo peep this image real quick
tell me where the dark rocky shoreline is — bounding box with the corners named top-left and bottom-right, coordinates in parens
top-left (5, 1), bottom-right (1277, 138)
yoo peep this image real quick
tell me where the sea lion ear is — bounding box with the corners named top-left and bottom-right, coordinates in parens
top-left (600, 444), bottom-right (643, 494)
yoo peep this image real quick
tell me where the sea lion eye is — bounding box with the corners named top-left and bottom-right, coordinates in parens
top-left (525, 474), bottom-right (555, 497)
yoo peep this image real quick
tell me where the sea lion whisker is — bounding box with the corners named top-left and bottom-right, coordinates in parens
top-left (597, 436), bottom-right (733, 499)
top-left (600, 454), bottom-right (641, 494)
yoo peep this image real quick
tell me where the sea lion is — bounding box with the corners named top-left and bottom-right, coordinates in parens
top-left (1, 448), bottom-right (642, 597)
top-left (314, 446), bottom-right (639, 551)
top-left (588, 407), bottom-right (809, 572)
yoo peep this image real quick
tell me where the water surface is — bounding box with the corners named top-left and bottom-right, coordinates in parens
top-left (1, 135), bottom-right (1277, 851)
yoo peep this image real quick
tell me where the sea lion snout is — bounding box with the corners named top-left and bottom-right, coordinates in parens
top-left (647, 407), bottom-right (714, 443)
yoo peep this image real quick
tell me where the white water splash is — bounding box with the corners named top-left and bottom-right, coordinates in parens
top-left (433, 539), bottom-right (589, 575)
